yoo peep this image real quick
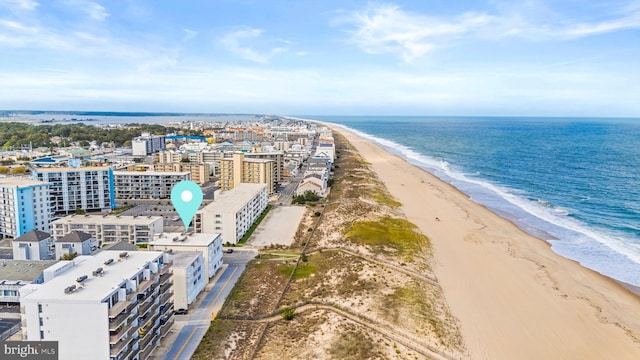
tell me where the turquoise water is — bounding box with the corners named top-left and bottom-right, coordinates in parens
top-left (305, 116), bottom-right (640, 287)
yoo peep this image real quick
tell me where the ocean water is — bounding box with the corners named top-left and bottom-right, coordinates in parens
top-left (306, 116), bottom-right (640, 287)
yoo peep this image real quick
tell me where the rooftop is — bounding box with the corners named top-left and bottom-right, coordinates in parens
top-left (113, 170), bottom-right (191, 176)
top-left (0, 260), bottom-right (59, 281)
top-left (198, 183), bottom-right (266, 214)
top-left (57, 231), bottom-right (93, 243)
top-left (0, 178), bottom-right (49, 188)
top-left (151, 232), bottom-right (220, 247)
top-left (13, 230), bottom-right (51, 242)
top-left (33, 166), bottom-right (111, 173)
top-left (21, 250), bottom-right (165, 301)
top-left (168, 251), bottom-right (202, 267)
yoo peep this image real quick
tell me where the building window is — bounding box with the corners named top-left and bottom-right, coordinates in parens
top-left (38, 304), bottom-right (42, 313)
top-left (40, 331), bottom-right (44, 340)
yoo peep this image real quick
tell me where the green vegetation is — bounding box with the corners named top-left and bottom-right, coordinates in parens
top-left (0, 122), bottom-right (203, 149)
top-left (370, 189), bottom-right (402, 208)
top-left (110, 204), bottom-right (135, 215)
top-left (329, 330), bottom-right (380, 359)
top-left (281, 306), bottom-right (296, 321)
top-left (345, 216), bottom-right (428, 259)
top-left (278, 263), bottom-right (317, 280)
top-left (292, 190), bottom-right (321, 204)
top-left (60, 253), bottom-right (78, 260)
top-left (136, 243), bottom-right (148, 249)
top-left (75, 207), bottom-right (87, 215)
top-left (237, 205), bottom-right (272, 245)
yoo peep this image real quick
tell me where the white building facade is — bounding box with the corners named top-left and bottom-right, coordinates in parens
top-left (31, 167), bottom-right (115, 214)
top-left (12, 230), bottom-right (54, 260)
top-left (149, 233), bottom-right (222, 279)
top-left (19, 251), bottom-right (174, 360)
top-left (0, 178), bottom-right (52, 238)
top-left (169, 251), bottom-right (206, 310)
top-left (51, 215), bottom-right (164, 246)
top-left (194, 183), bottom-right (268, 244)
top-left (132, 133), bottom-right (166, 156)
top-left (113, 171), bottom-right (190, 200)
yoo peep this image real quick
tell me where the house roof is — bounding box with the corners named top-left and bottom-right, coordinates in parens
top-left (13, 230), bottom-right (50, 242)
top-left (57, 231), bottom-right (93, 243)
top-left (101, 242), bottom-right (139, 251)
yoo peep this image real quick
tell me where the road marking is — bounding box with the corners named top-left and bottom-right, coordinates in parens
top-left (171, 266), bottom-right (240, 360)
top-left (172, 326), bottom-right (198, 360)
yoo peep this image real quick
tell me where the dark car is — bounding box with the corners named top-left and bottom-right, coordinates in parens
top-left (174, 308), bottom-right (188, 315)
top-left (225, 248), bottom-right (234, 254)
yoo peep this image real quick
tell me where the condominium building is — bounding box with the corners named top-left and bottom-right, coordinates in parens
top-left (0, 178), bottom-right (52, 238)
top-left (148, 232), bottom-right (222, 280)
top-left (194, 183), bottom-right (268, 244)
top-left (51, 215), bottom-right (164, 246)
top-left (245, 152), bottom-right (284, 184)
top-left (19, 250), bottom-right (174, 360)
top-left (132, 133), bottom-right (166, 156)
top-left (169, 251), bottom-right (206, 310)
top-left (150, 163), bottom-right (210, 184)
top-left (219, 153), bottom-right (274, 193)
top-left (113, 171), bottom-right (190, 199)
top-left (32, 167), bottom-right (115, 214)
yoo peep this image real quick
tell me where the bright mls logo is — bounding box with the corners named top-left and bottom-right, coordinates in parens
top-left (1, 342), bottom-right (57, 360)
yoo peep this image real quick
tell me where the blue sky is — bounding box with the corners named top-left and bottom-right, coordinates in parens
top-left (1, 0), bottom-right (639, 116)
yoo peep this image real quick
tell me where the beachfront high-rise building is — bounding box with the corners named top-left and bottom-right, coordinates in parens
top-left (32, 167), bottom-right (115, 214)
top-left (194, 183), bottom-right (268, 244)
top-left (132, 133), bottom-right (166, 156)
top-left (51, 214), bottom-right (164, 246)
top-left (113, 170), bottom-right (190, 199)
top-left (0, 178), bottom-right (53, 238)
top-left (219, 153), bottom-right (274, 193)
top-left (19, 250), bottom-right (174, 360)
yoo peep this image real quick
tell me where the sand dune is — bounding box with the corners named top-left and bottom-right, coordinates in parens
top-left (334, 126), bottom-right (640, 360)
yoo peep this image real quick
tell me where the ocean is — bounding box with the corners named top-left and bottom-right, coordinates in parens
top-left (305, 116), bottom-right (640, 287)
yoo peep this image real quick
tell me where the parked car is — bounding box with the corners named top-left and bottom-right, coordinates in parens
top-left (174, 308), bottom-right (188, 315)
top-left (225, 248), bottom-right (234, 254)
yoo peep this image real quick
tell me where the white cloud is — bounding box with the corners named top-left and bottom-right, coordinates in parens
top-left (0, 0), bottom-right (38, 11)
top-left (219, 27), bottom-right (288, 63)
top-left (183, 28), bottom-right (198, 42)
top-left (62, 0), bottom-right (108, 21)
top-left (340, 2), bottom-right (640, 62)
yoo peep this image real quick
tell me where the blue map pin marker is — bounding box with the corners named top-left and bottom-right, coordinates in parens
top-left (170, 180), bottom-right (203, 233)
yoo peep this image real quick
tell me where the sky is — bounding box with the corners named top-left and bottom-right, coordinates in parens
top-left (0, 0), bottom-right (639, 116)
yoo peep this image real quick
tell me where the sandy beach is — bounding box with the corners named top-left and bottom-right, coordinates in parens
top-left (333, 126), bottom-right (640, 359)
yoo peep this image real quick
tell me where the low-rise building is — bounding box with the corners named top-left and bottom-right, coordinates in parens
top-left (51, 215), bottom-right (164, 246)
top-left (194, 183), bottom-right (268, 244)
top-left (12, 230), bottom-right (55, 261)
top-left (19, 250), bottom-right (174, 360)
top-left (148, 232), bottom-right (222, 280)
top-left (0, 260), bottom-right (58, 303)
top-left (150, 163), bottom-right (210, 184)
top-left (54, 231), bottom-right (95, 259)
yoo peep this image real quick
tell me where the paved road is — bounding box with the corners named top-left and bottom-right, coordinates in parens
top-left (163, 249), bottom-right (257, 360)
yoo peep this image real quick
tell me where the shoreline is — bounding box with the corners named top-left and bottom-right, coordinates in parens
top-left (330, 124), bottom-right (640, 359)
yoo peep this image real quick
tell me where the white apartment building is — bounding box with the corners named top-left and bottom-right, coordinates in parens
top-left (169, 251), bottom-right (206, 310)
top-left (19, 250), bottom-right (174, 360)
top-left (113, 171), bottom-right (190, 199)
top-left (12, 230), bottom-right (55, 261)
top-left (0, 178), bottom-right (52, 238)
top-left (149, 233), bottom-right (222, 280)
top-left (194, 183), bottom-right (268, 244)
top-left (32, 167), bottom-right (115, 214)
top-left (132, 133), bottom-right (166, 156)
top-left (51, 215), bottom-right (164, 246)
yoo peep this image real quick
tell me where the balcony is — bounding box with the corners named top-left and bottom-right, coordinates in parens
top-left (159, 280), bottom-right (173, 294)
top-left (158, 261), bottom-right (173, 275)
top-left (138, 299), bottom-right (153, 318)
top-left (108, 300), bottom-right (130, 318)
top-left (108, 311), bottom-right (129, 331)
top-left (109, 335), bottom-right (133, 356)
top-left (159, 317), bottom-right (174, 338)
top-left (109, 327), bottom-right (131, 344)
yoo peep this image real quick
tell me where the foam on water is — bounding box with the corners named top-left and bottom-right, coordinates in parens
top-left (326, 121), bottom-right (640, 286)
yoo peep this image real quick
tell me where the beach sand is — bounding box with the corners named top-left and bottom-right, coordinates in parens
top-left (333, 126), bottom-right (640, 360)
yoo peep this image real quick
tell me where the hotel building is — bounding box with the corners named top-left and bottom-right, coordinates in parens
top-left (194, 183), bottom-right (268, 244)
top-left (32, 167), bottom-right (115, 214)
top-left (113, 171), bottom-right (190, 200)
top-left (19, 250), bottom-right (174, 360)
top-left (0, 178), bottom-right (53, 238)
top-left (51, 215), bottom-right (164, 246)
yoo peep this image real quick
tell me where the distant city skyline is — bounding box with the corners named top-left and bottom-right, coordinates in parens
top-left (1, 0), bottom-right (639, 117)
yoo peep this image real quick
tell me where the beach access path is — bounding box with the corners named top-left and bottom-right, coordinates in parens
top-left (333, 126), bottom-right (640, 360)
